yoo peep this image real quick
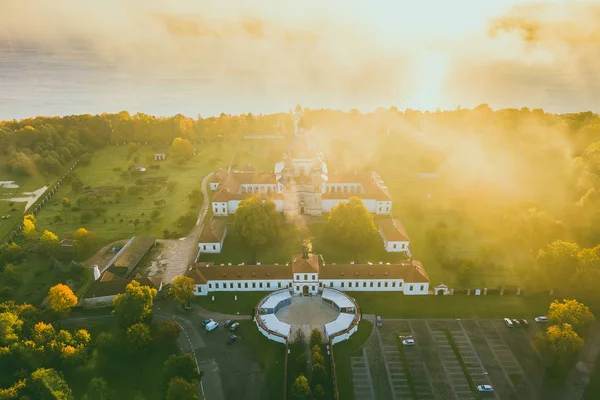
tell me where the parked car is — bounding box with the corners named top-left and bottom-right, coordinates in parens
top-left (521, 319), bottom-right (529, 328)
top-left (512, 319), bottom-right (521, 328)
top-left (402, 339), bottom-right (415, 346)
top-left (477, 385), bottom-right (494, 392)
top-left (376, 316), bottom-right (382, 328)
top-left (227, 335), bottom-right (238, 345)
top-left (504, 318), bottom-right (514, 328)
top-left (230, 322), bottom-right (240, 331)
top-left (535, 316), bottom-right (549, 323)
top-left (224, 320), bottom-right (232, 328)
top-left (202, 319), bottom-right (214, 327)
top-left (205, 321), bottom-right (219, 332)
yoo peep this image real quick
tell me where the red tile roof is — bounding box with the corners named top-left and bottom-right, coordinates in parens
top-left (379, 217), bottom-right (409, 242)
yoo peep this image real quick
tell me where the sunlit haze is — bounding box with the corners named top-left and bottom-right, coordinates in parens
top-left (1, 0), bottom-right (600, 118)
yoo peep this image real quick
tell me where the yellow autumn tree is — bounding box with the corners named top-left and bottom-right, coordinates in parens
top-left (39, 230), bottom-right (60, 254)
top-left (23, 218), bottom-right (36, 240)
top-left (47, 284), bottom-right (78, 316)
top-left (169, 276), bottom-right (195, 306)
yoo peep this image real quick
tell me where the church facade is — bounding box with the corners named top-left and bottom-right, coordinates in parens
top-left (211, 105), bottom-right (393, 217)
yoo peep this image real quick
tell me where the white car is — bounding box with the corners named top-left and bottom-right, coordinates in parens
top-left (535, 316), bottom-right (549, 323)
top-left (402, 338), bottom-right (415, 346)
top-left (205, 321), bottom-right (219, 332)
top-left (477, 385), bottom-right (494, 392)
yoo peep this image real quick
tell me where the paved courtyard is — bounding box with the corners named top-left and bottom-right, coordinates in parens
top-left (347, 319), bottom-right (546, 400)
top-left (276, 295), bottom-right (339, 341)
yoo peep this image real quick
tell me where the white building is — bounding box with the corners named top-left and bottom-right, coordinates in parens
top-left (210, 105), bottom-right (392, 218)
top-left (378, 217), bottom-right (411, 256)
top-left (197, 218), bottom-right (227, 253)
top-left (184, 252), bottom-right (430, 296)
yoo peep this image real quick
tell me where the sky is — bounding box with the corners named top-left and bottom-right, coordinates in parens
top-left (1, 0), bottom-right (600, 118)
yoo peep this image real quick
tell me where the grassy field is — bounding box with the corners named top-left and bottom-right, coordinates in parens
top-left (194, 291), bottom-right (270, 315)
top-left (238, 320), bottom-right (286, 399)
top-left (232, 138), bottom-right (288, 171)
top-left (0, 200), bottom-right (26, 242)
top-left (34, 141), bottom-right (236, 251)
top-left (198, 223), bottom-right (304, 265)
top-left (333, 320), bottom-right (374, 400)
top-left (349, 292), bottom-right (554, 319)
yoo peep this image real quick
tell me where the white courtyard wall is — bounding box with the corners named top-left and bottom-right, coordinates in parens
top-left (255, 319), bottom-right (287, 344)
top-left (331, 319), bottom-right (360, 345)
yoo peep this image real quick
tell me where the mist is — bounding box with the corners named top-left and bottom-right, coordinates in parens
top-left (2, 0), bottom-right (600, 117)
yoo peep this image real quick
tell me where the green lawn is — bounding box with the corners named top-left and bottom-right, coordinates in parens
top-left (34, 141), bottom-right (235, 251)
top-left (333, 320), bottom-right (374, 400)
top-left (349, 292), bottom-right (555, 319)
top-left (310, 222), bottom-right (408, 264)
top-left (238, 320), bottom-right (286, 400)
top-left (198, 223), bottom-right (304, 265)
top-left (0, 200), bottom-right (26, 242)
top-left (194, 291), bottom-right (270, 315)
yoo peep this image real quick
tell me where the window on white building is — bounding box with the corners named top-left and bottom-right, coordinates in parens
top-left (377, 282), bottom-right (381, 287)
top-left (420, 285), bottom-right (424, 291)
top-left (260, 283), bottom-right (263, 288)
top-left (392, 282), bottom-right (396, 287)
top-left (203, 245), bottom-right (207, 250)
top-left (289, 283), bottom-right (292, 288)
top-left (213, 245), bottom-right (216, 250)
top-left (385, 282), bottom-right (388, 287)
top-left (399, 282), bottom-right (403, 287)
top-left (402, 244), bottom-right (405, 249)
top-left (329, 282), bottom-right (333, 287)
top-left (341, 282), bottom-right (344, 288)
top-left (312, 275), bottom-right (316, 280)
top-left (363, 282), bottom-right (366, 287)
top-left (304, 274), bottom-right (307, 280)
top-left (252, 283), bottom-right (256, 288)
top-left (409, 285), bottom-right (414, 291)
top-left (216, 283), bottom-right (219, 289)
top-left (296, 286), bottom-right (300, 291)
top-left (393, 244), bottom-right (397, 249)
top-left (267, 282), bottom-right (270, 288)
top-left (312, 286), bottom-right (315, 291)
top-left (230, 283), bottom-right (233, 288)
top-left (208, 284), bottom-right (212, 289)
top-left (238, 283), bottom-right (241, 288)
top-left (245, 283), bottom-right (248, 288)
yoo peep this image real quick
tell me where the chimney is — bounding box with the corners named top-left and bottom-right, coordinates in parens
top-left (93, 265), bottom-right (101, 281)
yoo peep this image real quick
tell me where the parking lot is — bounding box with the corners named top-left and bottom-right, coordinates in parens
top-left (350, 318), bottom-right (546, 400)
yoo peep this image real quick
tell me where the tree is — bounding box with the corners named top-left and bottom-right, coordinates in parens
top-left (24, 214), bottom-right (37, 225)
top-left (0, 311), bottom-right (23, 345)
top-left (26, 368), bottom-right (72, 400)
top-left (537, 241), bottom-right (581, 290)
top-left (169, 276), bottom-right (195, 307)
top-left (166, 377), bottom-right (198, 400)
top-left (311, 363), bottom-right (328, 387)
top-left (0, 242), bottom-right (24, 266)
top-left (155, 319), bottom-right (181, 344)
top-left (326, 197), bottom-right (379, 259)
top-left (170, 138), bottom-right (194, 162)
top-left (23, 217), bottom-right (36, 240)
top-left (310, 329), bottom-right (322, 348)
top-left (39, 230), bottom-right (60, 254)
top-left (83, 377), bottom-right (113, 400)
top-left (126, 323), bottom-right (151, 354)
top-left (233, 196), bottom-right (282, 263)
top-left (535, 323), bottom-right (584, 370)
top-left (548, 299), bottom-right (595, 335)
top-left (74, 228), bottom-right (94, 252)
top-left (112, 280), bottom-right (157, 328)
top-left (175, 211), bottom-right (197, 233)
top-left (291, 375), bottom-right (311, 400)
top-left (187, 189), bottom-right (203, 207)
top-left (47, 284), bottom-right (78, 317)
top-left (312, 350), bottom-right (325, 366)
top-left (163, 354), bottom-right (202, 384)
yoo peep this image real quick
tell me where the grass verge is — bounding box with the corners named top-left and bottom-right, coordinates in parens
top-left (333, 320), bottom-right (373, 400)
top-left (194, 291), bottom-right (270, 315)
top-left (444, 328), bottom-right (480, 400)
top-left (348, 292), bottom-right (554, 319)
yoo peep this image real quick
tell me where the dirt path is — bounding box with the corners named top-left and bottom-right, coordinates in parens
top-left (150, 172), bottom-right (214, 284)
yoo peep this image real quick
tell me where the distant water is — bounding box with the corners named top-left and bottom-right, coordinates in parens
top-left (1, 44), bottom-right (599, 121)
